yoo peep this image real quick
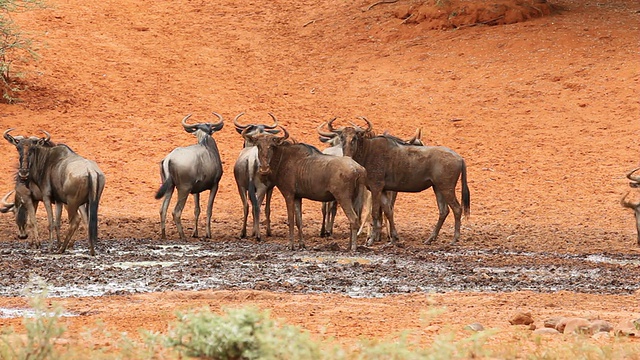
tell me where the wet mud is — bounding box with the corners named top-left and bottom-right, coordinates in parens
top-left (1, 238), bottom-right (637, 298)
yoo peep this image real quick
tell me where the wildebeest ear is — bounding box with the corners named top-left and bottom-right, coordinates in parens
top-left (211, 121), bottom-right (224, 132)
top-left (319, 136), bottom-right (330, 143)
top-left (266, 129), bottom-right (280, 134)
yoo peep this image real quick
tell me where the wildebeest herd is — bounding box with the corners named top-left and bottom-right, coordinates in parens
top-left (1, 114), bottom-right (638, 256)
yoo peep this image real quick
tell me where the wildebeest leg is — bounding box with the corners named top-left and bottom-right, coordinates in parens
top-left (252, 185), bottom-right (267, 241)
top-left (159, 186), bottom-right (174, 240)
top-left (42, 197), bottom-right (56, 250)
top-left (264, 187), bottom-right (273, 237)
top-left (327, 201), bottom-right (338, 235)
top-left (283, 194), bottom-right (296, 250)
top-left (26, 200), bottom-right (39, 248)
top-left (192, 193), bottom-right (200, 238)
top-left (238, 186), bottom-right (249, 239)
top-left (172, 189), bottom-right (189, 240)
top-left (58, 203), bottom-right (82, 254)
top-left (366, 189), bottom-right (383, 246)
top-left (294, 198), bottom-right (305, 249)
top-left (337, 197), bottom-right (360, 252)
top-left (320, 201), bottom-right (330, 237)
top-left (634, 212), bottom-right (640, 245)
top-left (382, 191), bottom-right (399, 243)
top-left (204, 183), bottom-right (219, 238)
top-left (53, 202), bottom-right (63, 248)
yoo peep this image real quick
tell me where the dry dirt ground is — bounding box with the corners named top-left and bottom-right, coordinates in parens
top-left (0, 0), bottom-right (638, 353)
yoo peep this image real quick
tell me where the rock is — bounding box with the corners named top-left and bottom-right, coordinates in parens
top-left (614, 320), bottom-right (638, 337)
top-left (532, 328), bottom-right (560, 336)
top-left (464, 322), bottom-right (484, 332)
top-left (563, 318), bottom-right (591, 335)
top-left (555, 317), bottom-right (588, 333)
top-left (589, 319), bottom-right (613, 334)
top-left (509, 311), bottom-right (534, 325)
top-left (592, 331), bottom-right (611, 341)
top-left (543, 316), bottom-right (563, 329)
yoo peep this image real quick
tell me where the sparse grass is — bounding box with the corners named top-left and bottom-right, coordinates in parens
top-left (0, 286), bottom-right (639, 360)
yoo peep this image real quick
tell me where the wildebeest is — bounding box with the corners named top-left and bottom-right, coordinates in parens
top-left (620, 167), bottom-right (640, 245)
top-left (328, 117), bottom-right (470, 245)
top-left (3, 129), bottom-right (105, 255)
top-left (317, 122), bottom-right (425, 241)
top-left (155, 113), bottom-right (224, 240)
top-left (232, 112), bottom-right (280, 241)
top-left (243, 126), bottom-right (367, 251)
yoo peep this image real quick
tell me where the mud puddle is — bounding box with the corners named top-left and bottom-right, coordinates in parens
top-left (0, 239), bottom-right (637, 298)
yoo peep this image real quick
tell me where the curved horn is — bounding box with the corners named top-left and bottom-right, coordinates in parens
top-left (626, 167), bottom-right (640, 183)
top-left (3, 128), bottom-right (16, 143)
top-left (621, 190), bottom-right (638, 209)
top-left (233, 112), bottom-right (248, 129)
top-left (181, 114), bottom-right (197, 131)
top-left (39, 130), bottom-right (51, 143)
top-left (1, 190), bottom-right (14, 207)
top-left (279, 125), bottom-right (289, 141)
top-left (211, 112), bottom-right (224, 127)
top-left (266, 113), bottom-right (278, 129)
top-left (408, 128), bottom-right (422, 144)
top-left (317, 122), bottom-right (336, 138)
top-left (327, 117), bottom-right (338, 132)
top-left (357, 116), bottom-right (373, 132)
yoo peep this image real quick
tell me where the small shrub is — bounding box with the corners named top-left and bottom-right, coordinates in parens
top-left (163, 306), bottom-right (341, 360)
top-left (0, 0), bottom-right (45, 103)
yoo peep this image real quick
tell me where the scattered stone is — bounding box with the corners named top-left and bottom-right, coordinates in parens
top-left (533, 328), bottom-right (560, 336)
top-left (509, 311), bottom-right (534, 325)
top-left (592, 331), bottom-right (611, 341)
top-left (589, 319), bottom-right (613, 334)
top-left (614, 320), bottom-right (638, 337)
top-left (555, 317), bottom-right (588, 333)
top-left (464, 322), bottom-right (484, 332)
top-left (563, 318), bottom-right (591, 335)
top-left (543, 316), bottom-right (563, 329)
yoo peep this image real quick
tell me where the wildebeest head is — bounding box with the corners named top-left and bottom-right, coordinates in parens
top-left (3, 129), bottom-right (52, 181)
top-left (181, 113), bottom-right (224, 137)
top-left (233, 112), bottom-right (281, 147)
top-left (242, 126), bottom-right (290, 176)
top-left (0, 186), bottom-right (30, 239)
top-left (621, 167), bottom-right (640, 246)
top-left (326, 116), bottom-right (373, 158)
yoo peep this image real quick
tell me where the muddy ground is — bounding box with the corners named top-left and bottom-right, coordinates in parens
top-left (0, 0), bottom-right (638, 352)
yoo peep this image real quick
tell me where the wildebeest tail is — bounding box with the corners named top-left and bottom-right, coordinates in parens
top-left (248, 179), bottom-right (259, 214)
top-left (461, 160), bottom-right (470, 218)
top-left (154, 159), bottom-right (173, 200)
top-left (87, 171), bottom-right (103, 250)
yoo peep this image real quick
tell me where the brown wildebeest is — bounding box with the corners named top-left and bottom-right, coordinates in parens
top-left (243, 126), bottom-right (367, 251)
top-left (232, 112), bottom-right (280, 241)
top-left (328, 117), bottom-right (470, 245)
top-left (318, 122), bottom-right (426, 240)
top-left (1, 133), bottom-right (80, 247)
top-left (4, 129), bottom-right (105, 255)
top-left (155, 113), bottom-right (224, 240)
top-left (620, 167), bottom-right (640, 245)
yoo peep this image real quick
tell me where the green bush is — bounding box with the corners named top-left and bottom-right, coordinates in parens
top-left (163, 306), bottom-right (342, 360)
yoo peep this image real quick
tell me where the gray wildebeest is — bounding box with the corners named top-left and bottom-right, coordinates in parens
top-left (242, 126), bottom-right (367, 251)
top-left (155, 113), bottom-right (224, 240)
top-left (3, 129), bottom-right (105, 255)
top-left (232, 112), bottom-right (280, 241)
top-left (328, 117), bottom-right (470, 246)
top-left (1, 133), bottom-right (81, 246)
top-left (620, 167), bottom-right (640, 245)
top-left (317, 121), bottom-right (425, 240)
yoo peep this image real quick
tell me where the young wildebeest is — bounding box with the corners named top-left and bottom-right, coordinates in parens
top-left (232, 112), bottom-right (280, 241)
top-left (328, 117), bottom-right (470, 246)
top-left (3, 129), bottom-right (105, 255)
top-left (155, 113), bottom-right (224, 240)
top-left (243, 126), bottom-right (367, 251)
top-left (620, 167), bottom-right (640, 245)
top-left (317, 122), bottom-right (425, 241)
